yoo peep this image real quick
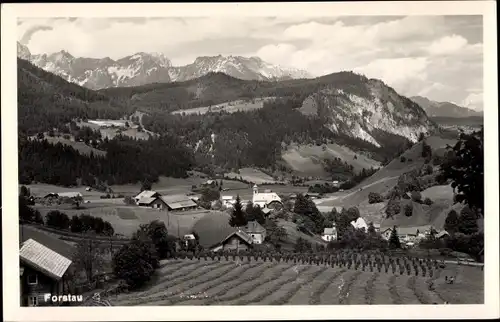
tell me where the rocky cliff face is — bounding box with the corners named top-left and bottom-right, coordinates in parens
top-left (17, 42), bottom-right (310, 90)
top-left (300, 78), bottom-right (436, 145)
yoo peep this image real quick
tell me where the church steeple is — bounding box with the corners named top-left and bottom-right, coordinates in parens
top-left (253, 184), bottom-right (258, 195)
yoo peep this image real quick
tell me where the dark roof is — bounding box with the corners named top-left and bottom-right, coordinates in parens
top-left (192, 212), bottom-right (235, 248)
top-left (220, 230), bottom-right (253, 246)
top-left (19, 225), bottom-right (75, 260)
top-left (244, 221), bottom-right (266, 233)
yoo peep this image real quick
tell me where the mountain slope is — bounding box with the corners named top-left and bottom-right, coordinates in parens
top-left (410, 95), bottom-right (482, 118)
top-left (17, 58), bottom-right (126, 135)
top-left (17, 42), bottom-right (310, 89)
top-left (104, 71), bottom-right (437, 145)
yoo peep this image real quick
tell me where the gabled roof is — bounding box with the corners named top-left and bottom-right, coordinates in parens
top-left (19, 225), bottom-right (75, 260)
top-left (221, 230), bottom-right (253, 246)
top-left (244, 221), bottom-right (266, 233)
top-left (137, 197), bottom-right (158, 205)
top-left (20, 239), bottom-right (72, 281)
top-left (134, 190), bottom-right (159, 200)
top-left (389, 225), bottom-right (434, 236)
top-left (159, 195), bottom-right (197, 209)
top-left (323, 227), bottom-right (336, 235)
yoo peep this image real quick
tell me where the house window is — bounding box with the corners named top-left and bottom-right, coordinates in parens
top-left (29, 295), bottom-right (38, 306)
top-left (27, 274), bottom-right (38, 285)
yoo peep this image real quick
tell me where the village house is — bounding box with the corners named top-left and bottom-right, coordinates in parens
top-left (19, 226), bottom-right (76, 307)
top-left (221, 195), bottom-right (235, 208)
top-left (244, 221), bottom-right (267, 244)
top-left (380, 225), bottom-right (435, 244)
top-left (157, 194), bottom-right (199, 211)
top-left (350, 217), bottom-right (368, 231)
top-left (373, 223), bottom-right (381, 233)
top-left (252, 184), bottom-right (282, 210)
top-left (210, 230), bottom-right (253, 253)
top-left (322, 226), bottom-right (337, 242)
top-left (134, 190), bottom-right (161, 205)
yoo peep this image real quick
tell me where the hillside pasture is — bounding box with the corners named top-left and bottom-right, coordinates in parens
top-left (225, 168), bottom-right (278, 184)
top-left (107, 258), bottom-right (483, 306)
top-left (282, 143), bottom-right (381, 177)
top-left (171, 97), bottom-right (275, 116)
top-left (77, 120), bottom-right (151, 141)
top-left (110, 175), bottom-right (248, 196)
top-left (30, 135), bottom-right (107, 157)
top-left (33, 204), bottom-right (214, 238)
top-left (25, 183), bottom-right (107, 199)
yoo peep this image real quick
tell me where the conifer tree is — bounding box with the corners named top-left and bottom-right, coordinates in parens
top-left (229, 195), bottom-right (247, 227)
top-left (389, 226), bottom-right (401, 249)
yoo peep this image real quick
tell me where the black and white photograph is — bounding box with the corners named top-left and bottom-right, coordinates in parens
top-left (2, 1), bottom-right (498, 321)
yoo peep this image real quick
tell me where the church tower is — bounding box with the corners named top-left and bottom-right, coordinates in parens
top-left (253, 184), bottom-right (258, 195)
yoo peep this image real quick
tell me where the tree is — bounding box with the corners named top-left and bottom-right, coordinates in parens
top-left (458, 206), bottom-right (479, 235)
top-left (404, 204), bottom-right (413, 217)
top-left (70, 215), bottom-right (84, 233)
top-left (367, 222), bottom-right (376, 235)
top-left (112, 239), bottom-right (158, 289)
top-left (229, 195), bottom-right (248, 227)
top-left (245, 202), bottom-right (266, 225)
top-left (294, 237), bottom-right (312, 253)
top-left (421, 140), bottom-right (432, 159)
top-left (388, 227), bottom-right (401, 249)
top-left (19, 196), bottom-right (43, 224)
top-left (444, 210), bottom-right (459, 235)
top-left (200, 187), bottom-right (220, 203)
top-left (140, 179), bottom-right (152, 192)
top-left (335, 209), bottom-right (353, 239)
top-left (411, 191), bottom-right (422, 203)
top-left (46, 210), bottom-right (70, 229)
top-left (264, 219), bottom-right (288, 248)
top-left (20, 185), bottom-right (30, 197)
top-left (73, 239), bottom-right (103, 283)
top-left (73, 195), bottom-right (84, 209)
top-left (418, 132), bottom-right (426, 142)
top-left (368, 192), bottom-right (384, 204)
top-left (134, 220), bottom-right (173, 259)
top-left (438, 129), bottom-right (484, 214)
top-left (386, 199), bottom-right (401, 218)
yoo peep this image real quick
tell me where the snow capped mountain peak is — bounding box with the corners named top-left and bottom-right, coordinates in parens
top-left (17, 44), bottom-right (312, 89)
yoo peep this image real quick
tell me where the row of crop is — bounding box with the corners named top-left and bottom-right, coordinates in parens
top-left (172, 252), bottom-right (438, 277)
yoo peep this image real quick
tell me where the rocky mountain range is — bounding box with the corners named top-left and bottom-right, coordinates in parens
top-left (17, 42), bottom-right (310, 90)
top-left (410, 95), bottom-right (482, 118)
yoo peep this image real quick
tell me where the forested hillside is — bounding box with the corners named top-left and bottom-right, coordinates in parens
top-left (17, 58), bottom-right (126, 135)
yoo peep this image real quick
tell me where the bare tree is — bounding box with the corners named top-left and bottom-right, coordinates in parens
top-left (73, 238), bottom-right (104, 283)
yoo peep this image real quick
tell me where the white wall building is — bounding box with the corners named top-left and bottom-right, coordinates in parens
top-left (350, 217), bottom-right (368, 232)
top-left (322, 226), bottom-right (338, 242)
top-left (252, 184), bottom-right (282, 209)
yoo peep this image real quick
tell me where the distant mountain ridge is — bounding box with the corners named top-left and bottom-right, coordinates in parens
top-left (410, 95), bottom-right (482, 118)
top-left (17, 42), bottom-right (311, 90)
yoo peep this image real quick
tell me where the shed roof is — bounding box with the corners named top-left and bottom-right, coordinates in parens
top-left (137, 197), bottom-right (157, 205)
top-left (160, 196), bottom-right (198, 209)
top-left (20, 239), bottom-right (72, 281)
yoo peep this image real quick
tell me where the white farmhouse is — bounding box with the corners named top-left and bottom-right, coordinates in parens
top-left (252, 184), bottom-right (282, 209)
top-left (221, 195), bottom-right (235, 208)
top-left (350, 217), bottom-right (368, 232)
top-left (322, 226), bottom-right (337, 242)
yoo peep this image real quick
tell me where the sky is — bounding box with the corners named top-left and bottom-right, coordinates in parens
top-left (17, 16), bottom-right (483, 111)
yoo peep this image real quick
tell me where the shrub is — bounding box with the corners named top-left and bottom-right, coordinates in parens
top-left (400, 156), bottom-right (406, 162)
top-left (112, 239), bottom-right (158, 290)
top-left (368, 192), bottom-right (384, 204)
top-left (386, 199), bottom-right (401, 218)
top-left (411, 191), bottom-right (422, 203)
top-left (404, 204), bottom-right (413, 217)
top-left (423, 198), bottom-right (433, 205)
top-left (46, 210), bottom-right (70, 230)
